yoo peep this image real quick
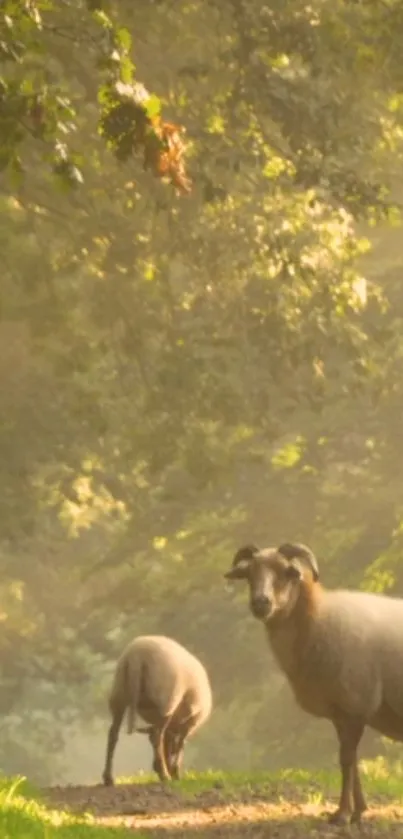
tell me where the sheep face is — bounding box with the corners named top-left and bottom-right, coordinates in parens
top-left (144, 728), bottom-right (167, 780)
top-left (165, 729), bottom-right (184, 779)
top-left (225, 548), bottom-right (303, 623)
top-left (145, 726), bottom-right (184, 780)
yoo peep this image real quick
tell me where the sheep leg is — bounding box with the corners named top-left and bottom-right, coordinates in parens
top-left (169, 718), bottom-right (196, 779)
top-left (351, 760), bottom-right (367, 823)
top-left (169, 734), bottom-right (186, 780)
top-left (329, 717), bottom-right (364, 825)
top-left (102, 706), bottom-right (125, 786)
top-left (169, 747), bottom-right (184, 780)
top-left (154, 721), bottom-right (171, 782)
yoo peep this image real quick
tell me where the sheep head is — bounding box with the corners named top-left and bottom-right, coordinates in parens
top-left (224, 541), bottom-right (319, 622)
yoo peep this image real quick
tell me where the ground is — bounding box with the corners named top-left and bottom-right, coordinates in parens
top-left (1, 767), bottom-right (403, 838)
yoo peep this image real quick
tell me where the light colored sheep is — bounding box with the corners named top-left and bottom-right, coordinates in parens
top-left (102, 634), bottom-right (212, 784)
top-left (225, 541), bottom-right (403, 824)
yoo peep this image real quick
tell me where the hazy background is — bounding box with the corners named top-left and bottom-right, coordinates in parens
top-left (1, 0), bottom-right (403, 785)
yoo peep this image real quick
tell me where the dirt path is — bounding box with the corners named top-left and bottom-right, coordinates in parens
top-left (43, 781), bottom-right (403, 837)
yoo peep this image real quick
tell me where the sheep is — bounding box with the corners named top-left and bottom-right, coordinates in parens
top-left (102, 634), bottom-right (213, 785)
top-left (224, 541), bottom-right (403, 825)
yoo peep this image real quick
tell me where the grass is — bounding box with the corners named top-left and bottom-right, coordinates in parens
top-left (119, 755), bottom-right (403, 801)
top-left (0, 776), bottom-right (146, 839)
top-left (1, 758), bottom-right (403, 838)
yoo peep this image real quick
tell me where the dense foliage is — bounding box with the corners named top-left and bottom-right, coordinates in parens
top-left (1, 0), bottom-right (190, 192)
top-left (1, 0), bottom-right (403, 782)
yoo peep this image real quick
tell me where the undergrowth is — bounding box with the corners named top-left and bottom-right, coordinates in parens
top-left (0, 776), bottom-right (143, 839)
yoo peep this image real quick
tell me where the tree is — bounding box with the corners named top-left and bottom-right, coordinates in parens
top-left (0, 0), bottom-right (191, 193)
top-left (1, 0), bottom-right (403, 781)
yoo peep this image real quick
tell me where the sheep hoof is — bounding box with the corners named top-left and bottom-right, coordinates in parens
top-left (328, 809), bottom-right (351, 825)
top-left (102, 774), bottom-right (114, 787)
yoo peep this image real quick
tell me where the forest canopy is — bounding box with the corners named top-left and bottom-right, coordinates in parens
top-left (1, 0), bottom-right (403, 781)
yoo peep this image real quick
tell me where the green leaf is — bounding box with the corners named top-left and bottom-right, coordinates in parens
top-left (119, 55), bottom-right (133, 85)
top-left (91, 9), bottom-right (113, 29)
top-left (145, 94), bottom-right (161, 119)
top-left (115, 26), bottom-right (132, 53)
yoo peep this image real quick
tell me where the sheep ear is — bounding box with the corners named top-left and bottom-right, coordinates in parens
top-left (278, 542), bottom-right (319, 582)
top-left (225, 543), bottom-right (259, 581)
top-left (285, 562), bottom-right (302, 581)
top-left (224, 560), bottom-right (251, 580)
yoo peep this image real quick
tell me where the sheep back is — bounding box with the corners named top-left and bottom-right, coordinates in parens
top-left (112, 635), bottom-right (212, 733)
top-left (269, 587), bottom-right (403, 728)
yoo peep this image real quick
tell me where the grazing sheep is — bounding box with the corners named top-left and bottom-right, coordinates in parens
top-left (224, 541), bottom-right (403, 824)
top-left (102, 634), bottom-right (212, 784)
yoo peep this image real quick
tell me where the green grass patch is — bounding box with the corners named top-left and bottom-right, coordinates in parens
top-left (119, 757), bottom-right (403, 802)
top-left (1, 759), bottom-right (403, 838)
top-left (0, 776), bottom-right (146, 839)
